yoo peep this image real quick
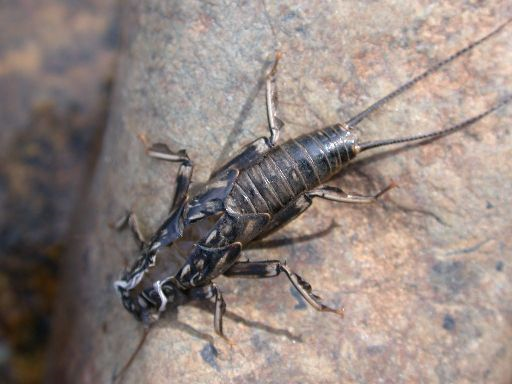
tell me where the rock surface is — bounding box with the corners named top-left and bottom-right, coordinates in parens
top-left (0, 1), bottom-right (119, 383)
top-left (49, 1), bottom-right (512, 383)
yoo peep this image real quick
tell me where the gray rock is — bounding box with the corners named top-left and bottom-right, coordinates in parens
top-left (48, 1), bottom-right (512, 383)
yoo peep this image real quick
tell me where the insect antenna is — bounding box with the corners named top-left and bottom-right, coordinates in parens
top-left (112, 328), bottom-right (151, 384)
top-left (357, 95), bottom-right (511, 152)
top-left (346, 17), bottom-right (512, 128)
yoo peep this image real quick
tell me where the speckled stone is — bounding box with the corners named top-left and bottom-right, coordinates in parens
top-left (48, 1), bottom-right (512, 383)
top-left (0, 1), bottom-right (119, 383)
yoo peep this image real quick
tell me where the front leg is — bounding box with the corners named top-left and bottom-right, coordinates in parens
top-left (146, 143), bottom-right (192, 214)
top-left (114, 144), bottom-right (194, 299)
top-left (224, 260), bottom-right (344, 316)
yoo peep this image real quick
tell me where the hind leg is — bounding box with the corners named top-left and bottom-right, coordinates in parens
top-left (189, 283), bottom-right (228, 337)
top-left (224, 260), bottom-right (344, 316)
top-left (266, 52), bottom-right (283, 146)
top-left (307, 182), bottom-right (397, 204)
top-left (210, 53), bottom-right (284, 178)
top-left (257, 181), bottom-right (396, 241)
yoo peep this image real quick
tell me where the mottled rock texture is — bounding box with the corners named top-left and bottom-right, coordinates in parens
top-left (49, 1), bottom-right (512, 383)
top-left (0, 1), bottom-right (119, 383)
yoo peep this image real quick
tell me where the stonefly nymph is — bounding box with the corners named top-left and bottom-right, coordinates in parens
top-left (115, 18), bottom-right (511, 338)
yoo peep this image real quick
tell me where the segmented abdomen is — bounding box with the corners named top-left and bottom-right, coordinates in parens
top-left (226, 124), bottom-right (358, 215)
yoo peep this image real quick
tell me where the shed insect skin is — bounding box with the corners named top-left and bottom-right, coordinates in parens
top-left (114, 19), bottom-right (511, 337)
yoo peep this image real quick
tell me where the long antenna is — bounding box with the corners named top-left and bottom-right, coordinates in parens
top-left (346, 18), bottom-right (512, 128)
top-left (357, 95), bottom-right (511, 152)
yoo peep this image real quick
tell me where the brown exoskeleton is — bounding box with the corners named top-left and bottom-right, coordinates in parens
top-left (115, 18), bottom-right (511, 338)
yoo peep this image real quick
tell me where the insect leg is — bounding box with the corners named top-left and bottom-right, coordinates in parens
top-left (116, 199), bottom-right (190, 295)
top-left (142, 143), bottom-right (195, 249)
top-left (307, 182), bottom-right (396, 204)
top-left (152, 280), bottom-right (168, 312)
top-left (224, 260), bottom-right (344, 316)
top-left (114, 144), bottom-right (193, 299)
top-left (113, 212), bottom-right (147, 249)
top-left (210, 54), bottom-right (285, 178)
top-left (210, 138), bottom-right (270, 178)
top-left (190, 283), bottom-right (227, 337)
top-left (266, 52), bottom-right (284, 146)
top-left (223, 259), bottom-right (281, 278)
top-left (254, 194), bottom-right (312, 241)
top-left (147, 143), bottom-right (192, 213)
top-left (254, 182), bottom-right (394, 245)
top-left (186, 168), bottom-right (239, 222)
top-left (127, 213), bottom-right (147, 247)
